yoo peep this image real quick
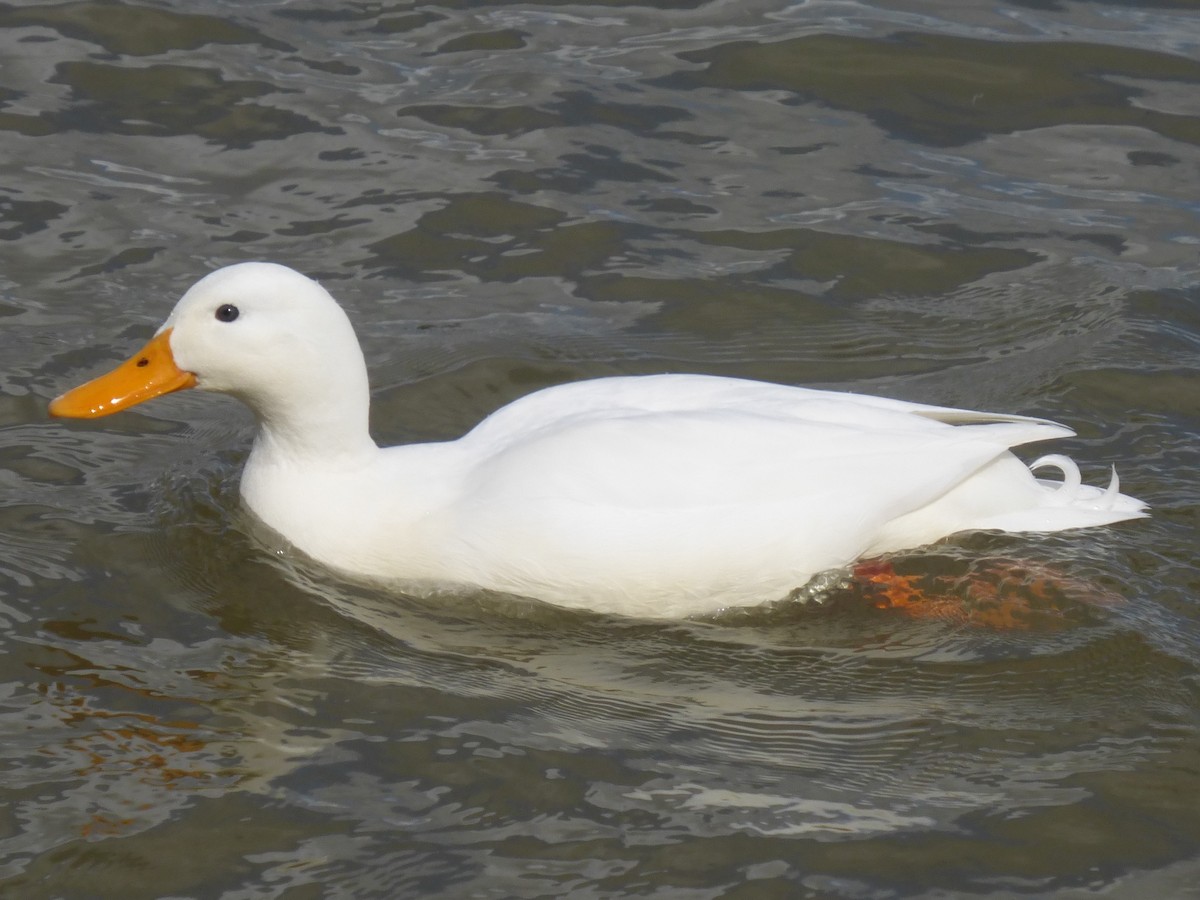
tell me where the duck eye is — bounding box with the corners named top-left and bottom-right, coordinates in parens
top-left (215, 304), bottom-right (239, 322)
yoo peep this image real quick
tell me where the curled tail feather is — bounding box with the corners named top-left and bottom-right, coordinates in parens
top-left (974, 453), bottom-right (1148, 534)
top-left (1028, 454), bottom-right (1136, 515)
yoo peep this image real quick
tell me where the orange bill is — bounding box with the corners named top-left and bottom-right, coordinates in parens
top-left (49, 328), bottom-right (197, 419)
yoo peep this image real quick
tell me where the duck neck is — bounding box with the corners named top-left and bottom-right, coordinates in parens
top-left (243, 374), bottom-right (379, 469)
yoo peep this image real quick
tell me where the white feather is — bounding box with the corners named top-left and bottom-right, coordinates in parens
top-left (145, 263), bottom-right (1149, 617)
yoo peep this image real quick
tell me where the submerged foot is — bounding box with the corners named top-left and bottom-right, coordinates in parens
top-left (850, 556), bottom-right (1123, 629)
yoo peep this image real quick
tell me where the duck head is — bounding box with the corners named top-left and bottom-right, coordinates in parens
top-left (50, 263), bottom-right (374, 454)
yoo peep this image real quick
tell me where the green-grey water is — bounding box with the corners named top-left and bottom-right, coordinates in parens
top-left (2, 1), bottom-right (1199, 897)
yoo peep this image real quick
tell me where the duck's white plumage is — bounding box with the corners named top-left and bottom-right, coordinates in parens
top-left (52, 262), bottom-right (1147, 618)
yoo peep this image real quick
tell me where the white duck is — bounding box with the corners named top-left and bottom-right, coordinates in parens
top-left (50, 262), bottom-right (1146, 618)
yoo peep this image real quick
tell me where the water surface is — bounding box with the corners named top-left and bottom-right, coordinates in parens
top-left (2, 0), bottom-right (1199, 897)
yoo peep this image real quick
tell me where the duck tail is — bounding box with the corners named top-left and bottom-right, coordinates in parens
top-left (1022, 454), bottom-right (1148, 528)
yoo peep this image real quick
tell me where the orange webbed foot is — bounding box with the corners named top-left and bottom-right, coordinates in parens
top-left (851, 556), bottom-right (1123, 629)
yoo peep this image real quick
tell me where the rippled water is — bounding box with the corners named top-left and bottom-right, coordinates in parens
top-left (2, 0), bottom-right (1199, 896)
